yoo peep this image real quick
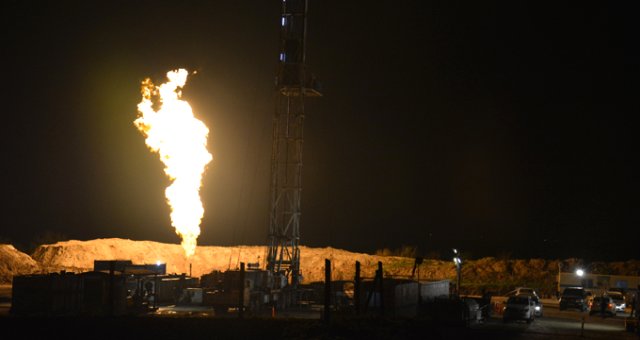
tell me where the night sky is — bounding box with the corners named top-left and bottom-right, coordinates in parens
top-left (1, 1), bottom-right (637, 261)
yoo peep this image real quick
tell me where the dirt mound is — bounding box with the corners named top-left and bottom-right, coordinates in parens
top-left (31, 238), bottom-right (447, 282)
top-left (0, 244), bottom-right (40, 283)
top-left (25, 239), bottom-right (640, 296)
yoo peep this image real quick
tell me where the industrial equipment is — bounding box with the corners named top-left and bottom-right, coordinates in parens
top-left (183, 0), bottom-right (322, 315)
top-left (266, 0), bottom-right (321, 291)
top-left (201, 264), bottom-right (272, 314)
top-left (10, 257), bottom-right (205, 316)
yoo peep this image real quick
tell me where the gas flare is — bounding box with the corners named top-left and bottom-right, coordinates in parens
top-left (134, 69), bottom-right (212, 258)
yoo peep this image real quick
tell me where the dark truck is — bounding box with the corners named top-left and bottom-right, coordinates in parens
top-left (559, 287), bottom-right (588, 311)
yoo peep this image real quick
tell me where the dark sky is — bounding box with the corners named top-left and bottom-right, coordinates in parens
top-left (1, 1), bottom-right (637, 260)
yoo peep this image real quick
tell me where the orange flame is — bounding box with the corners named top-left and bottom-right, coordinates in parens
top-left (134, 69), bottom-right (212, 257)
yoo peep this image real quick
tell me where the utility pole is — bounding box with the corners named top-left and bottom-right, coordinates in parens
top-left (453, 249), bottom-right (462, 297)
top-left (267, 0), bottom-right (321, 288)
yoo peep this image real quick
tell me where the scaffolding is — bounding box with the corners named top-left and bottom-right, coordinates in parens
top-left (266, 0), bottom-right (321, 288)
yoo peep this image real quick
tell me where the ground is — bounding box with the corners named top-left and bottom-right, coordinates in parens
top-left (1, 287), bottom-right (637, 339)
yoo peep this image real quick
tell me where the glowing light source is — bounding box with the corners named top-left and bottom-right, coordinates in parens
top-left (452, 248), bottom-right (462, 297)
top-left (576, 269), bottom-right (584, 277)
top-left (135, 69), bottom-right (213, 258)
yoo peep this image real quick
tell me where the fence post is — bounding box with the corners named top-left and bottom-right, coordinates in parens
top-left (355, 261), bottom-right (361, 315)
top-left (378, 261), bottom-right (384, 317)
top-left (324, 259), bottom-right (331, 323)
top-left (108, 260), bottom-right (115, 316)
top-left (239, 262), bottom-right (245, 319)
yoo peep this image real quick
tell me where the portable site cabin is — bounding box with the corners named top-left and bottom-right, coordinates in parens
top-left (11, 271), bottom-right (127, 316)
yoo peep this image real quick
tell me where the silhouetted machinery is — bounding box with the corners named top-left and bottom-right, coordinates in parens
top-left (10, 260), bottom-right (198, 316)
top-left (200, 263), bottom-right (274, 314)
top-left (11, 261), bottom-right (270, 316)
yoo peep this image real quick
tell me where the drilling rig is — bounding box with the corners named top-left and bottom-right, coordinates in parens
top-left (200, 1), bottom-right (321, 314)
top-left (267, 0), bottom-right (321, 290)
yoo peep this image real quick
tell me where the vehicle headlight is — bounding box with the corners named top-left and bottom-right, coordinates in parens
top-left (535, 306), bottom-right (540, 311)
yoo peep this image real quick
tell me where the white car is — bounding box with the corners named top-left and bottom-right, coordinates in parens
top-left (505, 287), bottom-right (542, 317)
top-left (607, 291), bottom-right (626, 312)
top-left (503, 295), bottom-right (536, 323)
top-left (506, 287), bottom-right (539, 298)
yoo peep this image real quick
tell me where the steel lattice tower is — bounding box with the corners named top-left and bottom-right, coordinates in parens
top-left (267, 0), bottom-right (321, 287)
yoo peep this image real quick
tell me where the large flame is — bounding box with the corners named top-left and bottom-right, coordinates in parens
top-left (134, 69), bottom-right (212, 258)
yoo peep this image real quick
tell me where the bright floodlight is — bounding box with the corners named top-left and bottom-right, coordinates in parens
top-left (453, 248), bottom-right (458, 254)
top-left (576, 269), bottom-right (584, 277)
top-left (156, 260), bottom-right (162, 266)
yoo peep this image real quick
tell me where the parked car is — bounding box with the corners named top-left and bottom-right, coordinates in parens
top-left (530, 294), bottom-right (543, 317)
top-left (506, 287), bottom-right (539, 298)
top-left (505, 287), bottom-right (542, 317)
top-left (462, 297), bottom-right (484, 324)
top-left (503, 295), bottom-right (535, 323)
top-left (607, 291), bottom-right (626, 312)
top-left (420, 297), bottom-right (483, 326)
top-left (589, 296), bottom-right (617, 316)
top-left (585, 290), bottom-right (594, 305)
top-left (559, 287), bottom-right (588, 312)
